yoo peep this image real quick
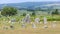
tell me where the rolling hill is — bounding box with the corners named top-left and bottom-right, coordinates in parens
top-left (0, 1), bottom-right (60, 10)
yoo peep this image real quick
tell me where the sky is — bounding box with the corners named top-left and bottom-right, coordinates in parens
top-left (0, 0), bottom-right (60, 4)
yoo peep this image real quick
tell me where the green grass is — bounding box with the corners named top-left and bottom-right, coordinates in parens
top-left (0, 15), bottom-right (60, 22)
top-left (0, 15), bottom-right (60, 34)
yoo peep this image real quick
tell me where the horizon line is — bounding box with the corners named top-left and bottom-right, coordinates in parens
top-left (0, 1), bottom-right (60, 4)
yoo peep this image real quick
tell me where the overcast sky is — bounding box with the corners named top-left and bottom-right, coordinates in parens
top-left (0, 0), bottom-right (60, 4)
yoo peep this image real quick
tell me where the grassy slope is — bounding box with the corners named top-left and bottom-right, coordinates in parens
top-left (0, 21), bottom-right (60, 34)
top-left (0, 11), bottom-right (60, 34)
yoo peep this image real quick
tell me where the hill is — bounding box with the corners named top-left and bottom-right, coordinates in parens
top-left (0, 2), bottom-right (60, 10)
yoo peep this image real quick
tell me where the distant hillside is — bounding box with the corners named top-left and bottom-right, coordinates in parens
top-left (0, 2), bottom-right (60, 10)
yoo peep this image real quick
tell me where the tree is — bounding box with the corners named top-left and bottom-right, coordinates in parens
top-left (31, 11), bottom-right (36, 16)
top-left (52, 9), bottom-right (59, 15)
top-left (22, 13), bottom-right (26, 16)
top-left (35, 7), bottom-right (41, 11)
top-left (1, 6), bottom-right (17, 16)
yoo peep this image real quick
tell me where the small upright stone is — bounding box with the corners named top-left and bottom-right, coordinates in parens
top-left (11, 18), bottom-right (16, 22)
top-left (22, 14), bottom-right (31, 23)
top-left (43, 17), bottom-right (47, 25)
top-left (35, 18), bottom-right (40, 24)
top-left (10, 18), bottom-right (16, 24)
top-left (21, 24), bottom-right (26, 28)
top-left (51, 21), bottom-right (56, 28)
top-left (43, 25), bottom-right (48, 29)
top-left (43, 17), bottom-right (48, 29)
top-left (32, 23), bottom-right (36, 28)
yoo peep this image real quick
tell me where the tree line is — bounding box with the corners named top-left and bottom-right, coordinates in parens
top-left (0, 6), bottom-right (59, 17)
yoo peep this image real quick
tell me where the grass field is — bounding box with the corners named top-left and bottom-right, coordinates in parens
top-left (0, 21), bottom-right (60, 34)
top-left (0, 15), bottom-right (60, 34)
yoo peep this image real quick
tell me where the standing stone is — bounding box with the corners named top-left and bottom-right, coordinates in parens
top-left (43, 17), bottom-right (48, 29)
top-left (21, 24), bottom-right (26, 28)
top-left (11, 18), bottom-right (16, 22)
top-left (25, 14), bottom-right (30, 23)
top-left (32, 23), bottom-right (36, 28)
top-left (51, 21), bottom-right (56, 28)
top-left (43, 25), bottom-right (48, 29)
top-left (35, 18), bottom-right (40, 24)
top-left (22, 14), bottom-right (31, 23)
top-left (10, 18), bottom-right (16, 24)
top-left (43, 17), bottom-right (47, 25)
top-left (22, 18), bottom-right (26, 23)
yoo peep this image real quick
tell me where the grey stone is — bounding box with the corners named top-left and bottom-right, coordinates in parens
top-left (51, 21), bottom-right (57, 28)
top-left (21, 24), bottom-right (26, 28)
top-left (22, 14), bottom-right (31, 23)
top-left (11, 18), bottom-right (16, 22)
top-left (35, 18), bottom-right (40, 24)
top-left (43, 17), bottom-right (47, 25)
top-left (32, 23), bottom-right (36, 28)
top-left (43, 25), bottom-right (48, 29)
